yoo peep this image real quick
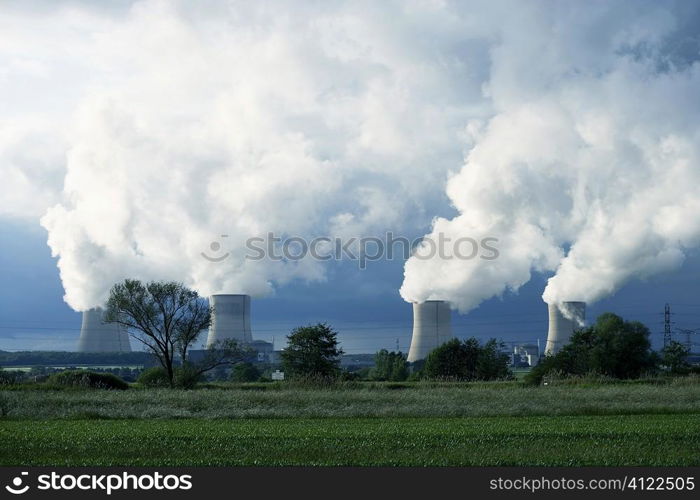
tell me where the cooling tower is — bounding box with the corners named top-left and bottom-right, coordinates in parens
top-left (407, 300), bottom-right (453, 362)
top-left (206, 294), bottom-right (253, 347)
top-left (77, 308), bottom-right (132, 352)
top-left (544, 301), bottom-right (586, 355)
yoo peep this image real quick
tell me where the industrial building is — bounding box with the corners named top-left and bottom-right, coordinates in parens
top-left (512, 344), bottom-right (540, 367)
top-left (77, 308), bottom-right (131, 352)
top-left (544, 301), bottom-right (586, 355)
top-left (407, 300), bottom-right (453, 362)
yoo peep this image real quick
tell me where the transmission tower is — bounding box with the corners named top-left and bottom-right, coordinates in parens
top-left (664, 303), bottom-right (672, 348)
top-left (676, 328), bottom-right (696, 353)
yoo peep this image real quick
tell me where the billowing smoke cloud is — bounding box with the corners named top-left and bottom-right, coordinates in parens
top-left (2, 1), bottom-right (699, 314)
top-left (400, 1), bottom-right (700, 312)
top-left (4, 0), bottom-right (492, 310)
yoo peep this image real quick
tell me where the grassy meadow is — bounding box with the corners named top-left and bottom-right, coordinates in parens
top-left (1, 377), bottom-right (699, 466)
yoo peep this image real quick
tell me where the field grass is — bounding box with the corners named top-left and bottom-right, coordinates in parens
top-left (2, 378), bottom-right (700, 419)
top-left (1, 415), bottom-right (698, 466)
top-left (2, 379), bottom-right (699, 466)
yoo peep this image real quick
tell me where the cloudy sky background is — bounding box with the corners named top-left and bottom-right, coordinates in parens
top-left (1, 0), bottom-right (700, 353)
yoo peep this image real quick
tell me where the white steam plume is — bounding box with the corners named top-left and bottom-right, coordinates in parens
top-left (2, 1), bottom-right (699, 315)
top-left (400, 1), bottom-right (700, 312)
top-left (9, 0), bottom-right (492, 310)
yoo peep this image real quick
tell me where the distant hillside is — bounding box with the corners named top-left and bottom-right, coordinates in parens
top-left (0, 350), bottom-right (154, 367)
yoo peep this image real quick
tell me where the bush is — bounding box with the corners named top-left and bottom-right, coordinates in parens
top-left (230, 362), bottom-right (261, 382)
top-left (340, 371), bottom-right (361, 381)
top-left (137, 367), bottom-right (171, 388)
top-left (407, 371), bottom-right (422, 382)
top-left (174, 364), bottom-right (202, 389)
top-left (48, 370), bottom-right (129, 390)
top-left (423, 338), bottom-right (511, 381)
top-left (661, 341), bottom-right (691, 375)
top-left (0, 368), bottom-right (23, 386)
top-left (282, 374), bottom-right (351, 388)
top-left (371, 350), bottom-right (409, 381)
top-left (0, 393), bottom-right (10, 417)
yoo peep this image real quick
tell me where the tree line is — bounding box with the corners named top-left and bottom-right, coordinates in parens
top-left (4, 279), bottom-right (695, 389)
top-left (526, 312), bottom-right (696, 384)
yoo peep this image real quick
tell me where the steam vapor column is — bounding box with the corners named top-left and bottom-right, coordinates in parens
top-left (544, 301), bottom-right (586, 355)
top-left (407, 300), bottom-right (453, 362)
top-left (77, 308), bottom-right (131, 352)
top-left (206, 294), bottom-right (253, 347)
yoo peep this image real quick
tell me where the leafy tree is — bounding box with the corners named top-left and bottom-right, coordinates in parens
top-left (371, 349), bottom-right (408, 381)
top-left (661, 341), bottom-right (691, 375)
top-left (476, 339), bottom-right (512, 380)
top-left (423, 337), bottom-right (510, 381)
top-left (105, 279), bottom-right (248, 387)
top-left (588, 314), bottom-right (655, 379)
top-left (424, 339), bottom-right (471, 379)
top-left (280, 323), bottom-right (343, 379)
top-left (230, 362), bottom-right (261, 382)
top-left (526, 313), bottom-right (656, 384)
top-left (390, 353), bottom-right (409, 381)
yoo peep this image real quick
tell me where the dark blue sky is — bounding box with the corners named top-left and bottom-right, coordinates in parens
top-left (2, 217), bottom-right (699, 354)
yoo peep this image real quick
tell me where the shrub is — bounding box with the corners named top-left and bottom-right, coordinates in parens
top-left (661, 341), bottom-right (691, 375)
top-left (340, 371), bottom-right (361, 381)
top-left (407, 371), bottom-right (422, 382)
top-left (137, 367), bottom-right (171, 388)
top-left (0, 368), bottom-right (23, 386)
top-left (0, 393), bottom-right (11, 417)
top-left (48, 370), bottom-right (129, 390)
top-left (230, 362), bottom-right (261, 382)
top-left (423, 338), bottom-right (511, 381)
top-left (174, 364), bottom-right (202, 389)
top-left (371, 350), bottom-right (409, 381)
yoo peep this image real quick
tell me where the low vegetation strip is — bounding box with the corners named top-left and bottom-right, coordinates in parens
top-left (2, 381), bottom-right (700, 419)
top-left (1, 415), bottom-right (698, 466)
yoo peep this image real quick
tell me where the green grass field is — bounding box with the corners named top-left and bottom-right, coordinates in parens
top-left (1, 415), bottom-right (698, 466)
top-left (2, 379), bottom-right (700, 419)
top-left (1, 379), bottom-right (699, 466)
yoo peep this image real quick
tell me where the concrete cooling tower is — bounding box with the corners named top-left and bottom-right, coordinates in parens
top-left (77, 308), bottom-right (132, 352)
top-left (544, 301), bottom-right (586, 355)
top-left (206, 294), bottom-right (253, 347)
top-left (407, 300), bottom-right (453, 362)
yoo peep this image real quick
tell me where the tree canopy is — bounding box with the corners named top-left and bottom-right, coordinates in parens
top-left (371, 350), bottom-right (408, 381)
top-left (280, 323), bottom-right (343, 379)
top-left (661, 341), bottom-right (691, 375)
top-left (105, 279), bottom-right (247, 387)
top-left (422, 338), bottom-right (511, 381)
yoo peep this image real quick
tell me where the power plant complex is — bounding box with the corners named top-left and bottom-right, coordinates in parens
top-left (404, 299), bottom-right (587, 362)
top-left (75, 293), bottom-right (585, 363)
